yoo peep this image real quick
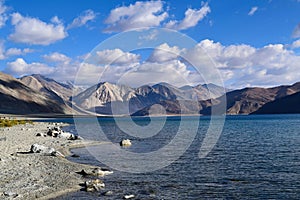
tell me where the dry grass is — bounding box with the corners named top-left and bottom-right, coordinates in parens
top-left (0, 118), bottom-right (32, 127)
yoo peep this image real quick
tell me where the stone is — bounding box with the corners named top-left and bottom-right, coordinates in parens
top-left (120, 139), bottom-right (132, 147)
top-left (103, 190), bottom-right (113, 196)
top-left (47, 126), bottom-right (79, 140)
top-left (92, 168), bottom-right (113, 177)
top-left (85, 179), bottom-right (105, 192)
top-left (3, 191), bottom-right (18, 197)
top-left (30, 144), bottom-right (64, 157)
top-left (123, 194), bottom-right (135, 199)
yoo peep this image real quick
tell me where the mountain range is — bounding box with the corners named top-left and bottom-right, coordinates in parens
top-left (0, 71), bottom-right (299, 116)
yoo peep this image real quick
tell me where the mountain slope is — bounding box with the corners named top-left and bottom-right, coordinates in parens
top-left (73, 81), bottom-right (225, 115)
top-left (253, 91), bottom-right (300, 114)
top-left (200, 82), bottom-right (300, 115)
top-left (20, 74), bottom-right (74, 101)
top-left (0, 72), bottom-right (65, 114)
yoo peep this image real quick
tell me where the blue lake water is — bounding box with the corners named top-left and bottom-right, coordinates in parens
top-left (47, 114), bottom-right (300, 199)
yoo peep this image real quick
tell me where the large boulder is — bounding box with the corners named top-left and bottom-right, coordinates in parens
top-left (85, 179), bottom-right (105, 192)
top-left (120, 139), bottom-right (132, 147)
top-left (47, 126), bottom-right (79, 140)
top-left (92, 168), bottom-right (113, 177)
top-left (30, 144), bottom-right (64, 157)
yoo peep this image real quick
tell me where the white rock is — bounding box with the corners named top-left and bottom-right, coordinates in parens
top-left (30, 144), bottom-right (64, 157)
top-left (123, 194), bottom-right (135, 199)
top-left (120, 139), bottom-right (132, 146)
top-left (92, 168), bottom-right (113, 176)
top-left (59, 131), bottom-right (72, 138)
top-left (85, 179), bottom-right (105, 192)
top-left (30, 144), bottom-right (55, 154)
top-left (3, 191), bottom-right (18, 197)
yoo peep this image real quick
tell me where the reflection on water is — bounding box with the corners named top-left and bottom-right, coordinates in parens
top-left (51, 114), bottom-right (300, 199)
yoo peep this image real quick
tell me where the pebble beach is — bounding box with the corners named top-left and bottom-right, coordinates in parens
top-left (0, 121), bottom-right (106, 199)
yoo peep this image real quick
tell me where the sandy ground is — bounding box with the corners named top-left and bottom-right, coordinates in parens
top-left (0, 122), bottom-right (105, 199)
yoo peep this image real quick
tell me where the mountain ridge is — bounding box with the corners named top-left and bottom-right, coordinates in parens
top-left (0, 72), bottom-right (299, 116)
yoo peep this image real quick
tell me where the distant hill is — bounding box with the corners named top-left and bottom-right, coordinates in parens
top-left (253, 91), bottom-right (300, 114)
top-left (200, 82), bottom-right (300, 115)
top-left (20, 74), bottom-right (74, 101)
top-left (0, 71), bottom-right (299, 116)
top-left (72, 82), bottom-right (226, 115)
top-left (0, 72), bottom-right (65, 114)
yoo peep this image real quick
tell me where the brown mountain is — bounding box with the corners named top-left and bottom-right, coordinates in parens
top-left (0, 72), bottom-right (66, 114)
top-left (253, 91), bottom-right (300, 114)
top-left (200, 82), bottom-right (300, 115)
top-left (1, 71), bottom-right (299, 116)
top-left (19, 74), bottom-right (81, 102)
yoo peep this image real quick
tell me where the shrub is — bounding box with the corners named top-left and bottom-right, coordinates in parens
top-left (0, 118), bottom-right (33, 127)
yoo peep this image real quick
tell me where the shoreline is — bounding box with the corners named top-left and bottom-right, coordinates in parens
top-left (0, 121), bottom-right (110, 199)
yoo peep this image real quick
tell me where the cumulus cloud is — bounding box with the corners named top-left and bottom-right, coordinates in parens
top-left (291, 39), bottom-right (300, 49)
top-left (43, 52), bottom-right (71, 64)
top-left (182, 39), bottom-right (300, 88)
top-left (0, 40), bottom-right (34, 59)
top-left (5, 57), bottom-right (80, 83)
top-left (88, 42), bottom-right (300, 88)
top-left (5, 48), bottom-right (34, 57)
top-left (138, 29), bottom-right (158, 41)
top-left (248, 6), bottom-right (258, 16)
top-left (84, 59), bottom-right (193, 87)
top-left (67, 9), bottom-right (96, 29)
top-left (93, 49), bottom-right (140, 65)
top-left (9, 13), bottom-right (67, 45)
top-left (0, 0), bottom-right (7, 28)
top-left (4, 40), bottom-right (300, 88)
top-left (5, 58), bottom-right (55, 76)
top-left (165, 3), bottom-right (210, 30)
top-left (104, 1), bottom-right (168, 32)
top-left (147, 43), bottom-right (181, 63)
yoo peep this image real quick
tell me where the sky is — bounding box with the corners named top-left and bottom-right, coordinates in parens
top-left (0, 0), bottom-right (300, 88)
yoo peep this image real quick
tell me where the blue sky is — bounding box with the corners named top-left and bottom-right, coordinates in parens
top-left (0, 0), bottom-right (300, 88)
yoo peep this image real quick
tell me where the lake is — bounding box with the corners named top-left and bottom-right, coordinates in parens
top-left (49, 114), bottom-right (300, 199)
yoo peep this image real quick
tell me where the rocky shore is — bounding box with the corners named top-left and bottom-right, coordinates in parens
top-left (0, 121), bottom-right (110, 199)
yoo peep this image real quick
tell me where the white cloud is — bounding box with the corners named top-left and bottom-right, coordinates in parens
top-left (291, 39), bottom-right (300, 49)
top-left (147, 43), bottom-right (181, 63)
top-left (165, 3), bottom-right (210, 30)
top-left (182, 39), bottom-right (300, 88)
top-left (0, 39), bottom-right (34, 59)
top-left (104, 1), bottom-right (168, 32)
top-left (5, 57), bottom-right (80, 83)
top-left (5, 48), bottom-right (34, 56)
top-left (0, 40), bottom-right (5, 59)
top-left (5, 39), bottom-right (300, 89)
top-left (43, 52), bottom-right (71, 64)
top-left (67, 9), bottom-right (96, 29)
top-left (94, 60), bottom-right (193, 87)
top-left (93, 49), bottom-right (140, 65)
top-left (51, 16), bottom-right (62, 24)
top-left (138, 29), bottom-right (158, 41)
top-left (5, 58), bottom-right (55, 76)
top-left (292, 23), bottom-right (300, 38)
top-left (65, 41), bottom-right (300, 88)
top-left (248, 6), bottom-right (258, 16)
top-left (9, 13), bottom-right (67, 45)
top-left (0, 0), bottom-right (7, 28)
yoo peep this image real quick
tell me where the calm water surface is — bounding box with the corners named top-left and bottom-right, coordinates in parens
top-left (46, 114), bottom-right (300, 199)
